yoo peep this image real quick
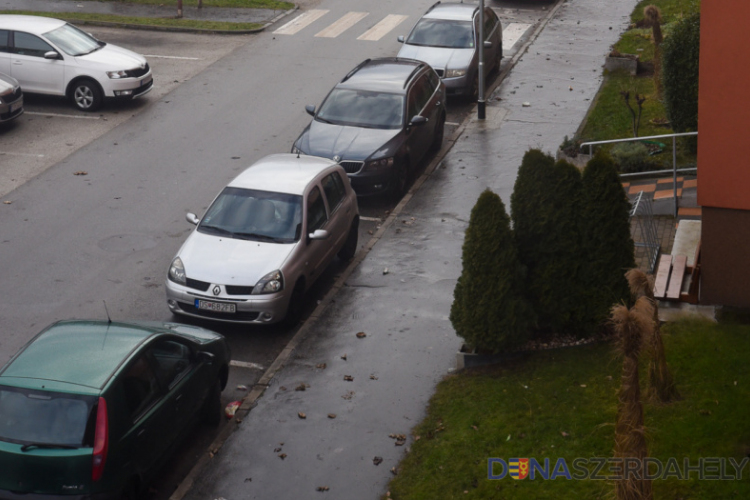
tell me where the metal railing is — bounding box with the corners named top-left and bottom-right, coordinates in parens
top-left (580, 132), bottom-right (698, 217)
top-left (630, 190), bottom-right (661, 273)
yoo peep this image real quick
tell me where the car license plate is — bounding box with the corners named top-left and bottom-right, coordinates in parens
top-left (9, 102), bottom-right (20, 113)
top-left (141, 76), bottom-right (152, 87)
top-left (195, 299), bottom-right (236, 314)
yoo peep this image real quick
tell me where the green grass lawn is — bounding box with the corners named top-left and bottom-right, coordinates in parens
top-left (0, 10), bottom-right (263, 31)
top-left (385, 318), bottom-right (750, 499)
top-left (575, 0), bottom-right (701, 166)
top-left (86, 0), bottom-right (292, 9)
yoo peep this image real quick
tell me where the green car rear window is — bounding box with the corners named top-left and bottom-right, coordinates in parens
top-left (0, 386), bottom-right (96, 447)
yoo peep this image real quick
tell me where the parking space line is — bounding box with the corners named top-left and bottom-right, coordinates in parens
top-left (143, 54), bottom-right (202, 60)
top-left (315, 12), bottom-right (369, 38)
top-left (229, 360), bottom-right (265, 370)
top-left (503, 23), bottom-right (532, 50)
top-left (0, 151), bottom-right (45, 158)
top-left (357, 14), bottom-right (408, 41)
top-left (359, 216), bottom-right (381, 222)
top-left (25, 111), bottom-right (101, 120)
top-left (274, 9), bottom-right (329, 35)
top-left (445, 121), bottom-right (460, 126)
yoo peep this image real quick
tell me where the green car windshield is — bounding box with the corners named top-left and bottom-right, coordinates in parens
top-left (0, 386), bottom-right (96, 447)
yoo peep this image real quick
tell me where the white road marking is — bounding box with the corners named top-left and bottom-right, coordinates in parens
top-left (316, 12), bottom-right (369, 38)
top-left (445, 121), bottom-right (460, 126)
top-left (0, 151), bottom-right (45, 158)
top-left (357, 14), bottom-right (408, 41)
top-left (143, 54), bottom-right (202, 60)
top-left (503, 23), bottom-right (532, 50)
top-left (25, 111), bottom-right (100, 120)
top-left (230, 360), bottom-right (265, 370)
top-left (360, 216), bottom-right (381, 222)
top-left (274, 9), bottom-right (329, 35)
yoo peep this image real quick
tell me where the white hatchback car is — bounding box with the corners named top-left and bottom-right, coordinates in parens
top-left (166, 154), bottom-right (360, 326)
top-left (0, 15), bottom-right (152, 111)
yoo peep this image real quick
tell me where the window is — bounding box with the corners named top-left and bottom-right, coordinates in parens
top-left (484, 9), bottom-right (499, 39)
top-left (427, 69), bottom-right (440, 94)
top-left (408, 74), bottom-right (433, 119)
top-left (12, 32), bottom-right (55, 58)
top-left (321, 172), bottom-right (346, 211)
top-left (121, 356), bottom-right (161, 420)
top-left (306, 186), bottom-right (328, 233)
top-left (149, 340), bottom-right (192, 389)
top-left (0, 30), bottom-right (9, 53)
top-left (317, 88), bottom-right (403, 129)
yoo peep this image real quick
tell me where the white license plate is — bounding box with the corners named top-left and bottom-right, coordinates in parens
top-left (9, 101), bottom-right (21, 113)
top-left (195, 299), bottom-right (236, 314)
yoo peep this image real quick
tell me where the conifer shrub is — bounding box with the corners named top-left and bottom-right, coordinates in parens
top-left (662, 12), bottom-right (700, 151)
top-left (450, 189), bottom-right (534, 353)
top-left (581, 151), bottom-right (636, 329)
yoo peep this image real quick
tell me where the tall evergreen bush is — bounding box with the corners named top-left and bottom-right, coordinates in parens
top-left (662, 12), bottom-right (700, 149)
top-left (581, 151), bottom-right (636, 329)
top-left (450, 189), bottom-right (534, 353)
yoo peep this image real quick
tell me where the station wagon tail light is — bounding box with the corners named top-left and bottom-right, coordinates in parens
top-left (92, 397), bottom-right (109, 482)
top-left (252, 270), bottom-right (283, 294)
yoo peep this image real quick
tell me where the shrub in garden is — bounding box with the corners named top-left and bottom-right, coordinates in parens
top-left (662, 12), bottom-right (700, 151)
top-left (580, 151), bottom-right (636, 330)
top-left (610, 142), bottom-right (656, 173)
top-left (511, 150), bottom-right (588, 336)
top-left (450, 189), bottom-right (534, 353)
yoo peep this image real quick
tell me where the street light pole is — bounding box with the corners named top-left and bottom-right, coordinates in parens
top-left (477, 0), bottom-right (486, 120)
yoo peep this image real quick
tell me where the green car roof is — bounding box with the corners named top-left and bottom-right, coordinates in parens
top-left (0, 320), bottom-right (158, 391)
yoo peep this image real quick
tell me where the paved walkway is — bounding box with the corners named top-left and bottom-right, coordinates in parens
top-left (0, 0), bottom-right (289, 25)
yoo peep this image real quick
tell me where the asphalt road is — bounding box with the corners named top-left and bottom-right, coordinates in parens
top-left (0, 1), bottom-right (554, 498)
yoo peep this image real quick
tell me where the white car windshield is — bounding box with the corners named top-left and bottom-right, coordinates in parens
top-left (317, 88), bottom-right (404, 129)
top-left (44, 23), bottom-right (103, 56)
top-left (198, 187), bottom-right (302, 243)
top-left (407, 19), bottom-right (475, 49)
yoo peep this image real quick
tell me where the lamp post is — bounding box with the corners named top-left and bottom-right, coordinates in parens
top-left (477, 0), bottom-right (486, 120)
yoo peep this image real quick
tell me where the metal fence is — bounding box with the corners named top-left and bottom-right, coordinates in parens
top-left (630, 190), bottom-right (661, 273)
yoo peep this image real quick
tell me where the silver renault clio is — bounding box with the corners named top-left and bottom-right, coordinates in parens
top-left (165, 154), bottom-right (359, 326)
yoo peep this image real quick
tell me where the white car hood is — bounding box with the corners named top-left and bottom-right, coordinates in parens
top-left (75, 43), bottom-right (148, 70)
top-left (178, 231), bottom-right (294, 286)
top-left (397, 45), bottom-right (474, 71)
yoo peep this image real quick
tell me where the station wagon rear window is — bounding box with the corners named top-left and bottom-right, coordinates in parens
top-left (0, 386), bottom-right (96, 447)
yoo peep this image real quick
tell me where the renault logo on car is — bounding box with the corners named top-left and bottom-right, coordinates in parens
top-left (213, 286), bottom-right (221, 296)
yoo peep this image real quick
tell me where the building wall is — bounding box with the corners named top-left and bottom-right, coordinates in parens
top-left (697, 1), bottom-right (750, 210)
top-left (697, 1), bottom-right (750, 306)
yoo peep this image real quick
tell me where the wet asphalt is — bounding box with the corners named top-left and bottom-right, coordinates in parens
top-left (177, 0), bottom-right (640, 498)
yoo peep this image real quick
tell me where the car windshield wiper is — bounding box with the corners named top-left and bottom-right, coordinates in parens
top-left (81, 44), bottom-right (104, 56)
top-left (315, 116), bottom-right (334, 125)
top-left (199, 224), bottom-right (234, 236)
top-left (233, 232), bottom-right (282, 243)
top-left (21, 443), bottom-right (79, 452)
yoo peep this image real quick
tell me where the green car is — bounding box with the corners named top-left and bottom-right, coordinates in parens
top-left (0, 320), bottom-right (230, 499)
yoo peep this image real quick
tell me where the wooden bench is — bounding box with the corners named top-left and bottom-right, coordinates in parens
top-left (652, 243), bottom-right (701, 303)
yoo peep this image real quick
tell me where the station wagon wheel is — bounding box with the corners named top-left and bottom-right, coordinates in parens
top-left (430, 113), bottom-right (445, 153)
top-left (70, 78), bottom-right (103, 112)
top-left (390, 159), bottom-right (409, 199)
top-left (202, 380), bottom-right (222, 427)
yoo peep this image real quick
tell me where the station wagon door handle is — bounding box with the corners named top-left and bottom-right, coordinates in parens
top-left (436, 101), bottom-right (441, 107)
top-left (175, 394), bottom-right (183, 402)
top-left (137, 428), bottom-right (146, 438)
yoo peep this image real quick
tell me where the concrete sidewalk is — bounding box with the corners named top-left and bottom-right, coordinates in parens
top-left (0, 0), bottom-right (289, 26)
top-left (176, 0), bottom-right (641, 499)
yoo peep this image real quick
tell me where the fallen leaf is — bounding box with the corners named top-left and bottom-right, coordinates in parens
top-left (2, 201), bottom-right (11, 205)
top-left (298, 412), bottom-right (306, 419)
top-left (236, 384), bottom-right (248, 391)
top-left (274, 447), bottom-right (282, 452)
top-left (295, 383), bottom-right (308, 391)
top-left (343, 375), bottom-right (354, 382)
top-left (390, 467), bottom-right (398, 476)
top-left (316, 486), bottom-right (329, 492)
top-left (341, 354), bottom-right (347, 361)
top-left (73, 171), bottom-right (88, 176)
top-left (561, 431), bottom-right (570, 437)
top-left (472, 425), bottom-right (478, 431)
top-left (383, 267), bottom-right (389, 275)
top-left (328, 413), bottom-right (336, 419)
top-left (278, 453), bottom-right (287, 459)
top-left (580, 384), bottom-right (587, 388)
top-left (316, 363), bottom-right (327, 369)
top-left (356, 331), bottom-right (367, 338)
top-left (370, 374), bottom-right (378, 380)
top-left (373, 456), bottom-right (383, 465)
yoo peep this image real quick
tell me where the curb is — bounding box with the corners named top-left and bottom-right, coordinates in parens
top-left (11, 6), bottom-right (297, 35)
top-left (167, 1), bottom-right (566, 498)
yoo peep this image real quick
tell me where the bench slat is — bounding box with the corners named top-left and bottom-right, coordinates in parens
top-left (653, 254), bottom-right (672, 299)
top-left (666, 255), bottom-right (688, 300)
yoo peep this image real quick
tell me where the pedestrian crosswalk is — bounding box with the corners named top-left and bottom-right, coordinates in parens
top-left (274, 10), bottom-right (532, 49)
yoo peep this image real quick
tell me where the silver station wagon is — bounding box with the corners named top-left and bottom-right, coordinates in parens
top-left (166, 154), bottom-right (359, 326)
top-left (397, 2), bottom-right (503, 100)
